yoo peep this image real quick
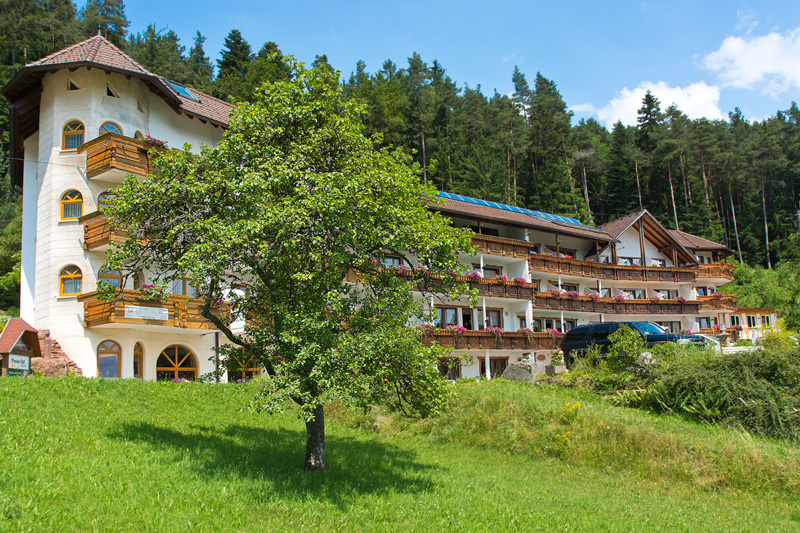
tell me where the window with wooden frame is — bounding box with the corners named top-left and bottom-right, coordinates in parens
top-left (477, 308), bottom-right (502, 330)
top-left (228, 348), bottom-right (261, 382)
top-left (133, 342), bottom-right (143, 379)
top-left (156, 345), bottom-right (196, 381)
top-left (59, 265), bottom-right (82, 296)
top-left (618, 256), bottom-right (642, 266)
top-left (532, 317), bottom-right (558, 332)
top-left (98, 268), bottom-right (122, 288)
top-left (434, 307), bottom-right (458, 328)
top-left (133, 272), bottom-right (142, 290)
top-left (61, 190), bottom-right (83, 220)
top-left (762, 315), bottom-right (771, 326)
top-left (469, 225), bottom-right (500, 237)
top-left (437, 357), bottom-right (462, 380)
top-left (171, 278), bottom-right (196, 297)
top-left (695, 317), bottom-right (716, 329)
top-left (382, 255), bottom-right (402, 267)
top-left (561, 284), bottom-right (578, 293)
top-left (590, 287), bottom-right (611, 298)
top-left (99, 122), bottom-right (121, 135)
top-left (623, 288), bottom-right (646, 300)
top-left (97, 191), bottom-right (116, 211)
top-left (478, 357), bottom-right (508, 378)
top-left (731, 315), bottom-right (741, 326)
top-left (97, 340), bottom-right (121, 378)
top-left (656, 321), bottom-right (682, 333)
top-left (62, 121), bottom-right (84, 149)
top-left (558, 248), bottom-right (576, 259)
top-left (747, 315), bottom-right (757, 328)
top-left (474, 264), bottom-right (502, 278)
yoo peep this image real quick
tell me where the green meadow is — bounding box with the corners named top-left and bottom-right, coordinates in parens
top-left (1, 377), bottom-right (799, 532)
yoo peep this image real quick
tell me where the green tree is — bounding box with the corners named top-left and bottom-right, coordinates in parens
top-left (186, 31), bottom-right (214, 93)
top-left (104, 58), bottom-right (474, 471)
top-left (126, 25), bottom-right (189, 83)
top-left (213, 29), bottom-right (252, 101)
top-left (78, 0), bottom-right (129, 47)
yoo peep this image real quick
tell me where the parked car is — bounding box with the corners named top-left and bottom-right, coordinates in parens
top-left (560, 322), bottom-right (705, 366)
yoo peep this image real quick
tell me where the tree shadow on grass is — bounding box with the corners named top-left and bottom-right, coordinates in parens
top-left (110, 421), bottom-right (441, 506)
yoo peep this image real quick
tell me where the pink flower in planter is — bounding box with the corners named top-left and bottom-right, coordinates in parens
top-left (494, 274), bottom-right (508, 284)
top-left (446, 324), bottom-right (467, 334)
top-left (589, 292), bottom-right (601, 302)
top-left (614, 294), bottom-right (627, 302)
top-left (466, 271), bottom-right (482, 280)
top-left (485, 326), bottom-right (503, 337)
top-left (547, 288), bottom-right (565, 296)
top-left (416, 324), bottom-right (435, 334)
top-left (567, 290), bottom-right (580, 298)
top-left (513, 277), bottom-right (527, 284)
top-left (710, 292), bottom-right (724, 297)
top-left (676, 296), bottom-right (687, 303)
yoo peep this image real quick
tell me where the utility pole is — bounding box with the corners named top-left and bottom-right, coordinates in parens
top-left (796, 201), bottom-right (800, 249)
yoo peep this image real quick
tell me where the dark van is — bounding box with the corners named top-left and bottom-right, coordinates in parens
top-left (560, 322), bottom-right (704, 366)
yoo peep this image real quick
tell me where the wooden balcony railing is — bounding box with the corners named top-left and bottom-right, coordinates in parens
top-left (529, 253), bottom-right (696, 283)
top-left (420, 330), bottom-right (559, 350)
top-left (698, 294), bottom-right (739, 311)
top-left (697, 263), bottom-right (736, 281)
top-left (77, 133), bottom-right (164, 181)
top-left (79, 211), bottom-right (127, 250)
top-left (471, 234), bottom-right (533, 259)
top-left (78, 290), bottom-right (226, 330)
top-left (532, 293), bottom-right (701, 314)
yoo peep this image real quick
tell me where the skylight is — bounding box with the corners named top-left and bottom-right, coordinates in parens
top-left (165, 79), bottom-right (200, 102)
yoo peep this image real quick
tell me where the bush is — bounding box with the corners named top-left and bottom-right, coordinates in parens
top-left (621, 345), bottom-right (800, 442)
top-left (606, 324), bottom-right (646, 372)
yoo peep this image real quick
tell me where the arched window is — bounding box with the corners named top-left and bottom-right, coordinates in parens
top-left (97, 340), bottom-right (121, 378)
top-left (99, 122), bottom-right (121, 135)
top-left (61, 190), bottom-right (83, 220)
top-left (227, 348), bottom-right (261, 382)
top-left (59, 265), bottom-right (82, 296)
top-left (98, 268), bottom-right (122, 288)
top-left (156, 345), bottom-right (197, 381)
top-left (133, 272), bottom-right (142, 290)
top-left (133, 342), bottom-right (143, 379)
top-left (63, 121), bottom-right (84, 149)
top-left (134, 130), bottom-right (144, 140)
top-left (97, 191), bottom-right (116, 211)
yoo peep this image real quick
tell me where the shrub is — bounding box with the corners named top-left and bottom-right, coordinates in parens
top-left (606, 324), bottom-right (645, 372)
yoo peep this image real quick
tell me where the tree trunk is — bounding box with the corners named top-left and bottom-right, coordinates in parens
top-left (634, 160), bottom-right (643, 210)
top-left (679, 152), bottom-right (690, 211)
top-left (728, 176), bottom-right (743, 264)
top-left (304, 404), bottom-right (326, 471)
top-left (581, 159), bottom-right (591, 214)
top-left (761, 174), bottom-right (772, 269)
top-left (667, 161), bottom-right (679, 230)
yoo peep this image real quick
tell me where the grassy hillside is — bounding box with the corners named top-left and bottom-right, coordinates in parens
top-left (1, 377), bottom-right (799, 531)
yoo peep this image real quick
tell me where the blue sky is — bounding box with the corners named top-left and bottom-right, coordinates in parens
top-left (126, 1), bottom-right (800, 129)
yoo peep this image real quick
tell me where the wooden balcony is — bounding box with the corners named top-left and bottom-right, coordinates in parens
top-left (79, 211), bottom-right (127, 250)
top-left (78, 290), bottom-right (226, 331)
top-left (532, 293), bottom-right (701, 314)
top-left (421, 330), bottom-right (559, 350)
top-left (471, 234), bottom-right (533, 259)
top-left (697, 263), bottom-right (736, 281)
top-left (77, 133), bottom-right (163, 182)
top-left (528, 253), bottom-right (696, 283)
top-left (698, 295), bottom-right (739, 311)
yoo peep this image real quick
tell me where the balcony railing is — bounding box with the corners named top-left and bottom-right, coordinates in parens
top-left (79, 211), bottom-right (127, 250)
top-left (532, 292), bottom-right (701, 314)
top-left (78, 290), bottom-right (226, 330)
top-left (77, 133), bottom-right (164, 182)
top-left (697, 263), bottom-right (736, 281)
top-left (471, 234), bottom-right (533, 259)
top-left (698, 294), bottom-right (739, 311)
top-left (420, 329), bottom-right (559, 350)
top-left (529, 253), bottom-right (696, 283)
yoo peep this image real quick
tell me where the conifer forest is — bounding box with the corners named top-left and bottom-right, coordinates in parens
top-left (1, 0), bottom-right (799, 316)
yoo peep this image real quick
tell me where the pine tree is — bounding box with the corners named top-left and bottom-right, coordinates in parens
top-left (126, 25), bottom-right (189, 83)
top-left (78, 0), bottom-right (129, 47)
top-left (186, 32), bottom-right (214, 93)
top-left (214, 29), bottom-right (253, 101)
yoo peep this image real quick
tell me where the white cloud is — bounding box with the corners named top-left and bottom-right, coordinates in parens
top-left (596, 81), bottom-right (723, 128)
top-left (734, 9), bottom-right (759, 35)
top-left (703, 27), bottom-right (800, 95)
top-left (570, 103), bottom-right (597, 115)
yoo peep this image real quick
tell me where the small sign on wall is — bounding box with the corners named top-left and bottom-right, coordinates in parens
top-left (124, 305), bottom-right (169, 321)
top-left (8, 355), bottom-right (30, 377)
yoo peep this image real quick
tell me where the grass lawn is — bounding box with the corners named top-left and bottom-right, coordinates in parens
top-left (1, 377), bottom-right (799, 531)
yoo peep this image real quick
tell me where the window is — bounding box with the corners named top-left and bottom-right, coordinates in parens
top-left (228, 349), bottom-right (261, 382)
top-left (98, 268), bottom-right (122, 288)
top-left (650, 258), bottom-right (666, 267)
top-left (656, 321), bottom-right (682, 333)
top-left (61, 190), bottom-right (83, 220)
top-left (561, 284), bottom-right (578, 293)
top-left (133, 272), bottom-right (142, 290)
top-left (663, 289), bottom-right (679, 300)
top-left (480, 265), bottom-right (502, 278)
top-left (762, 315), bottom-right (771, 327)
top-left (559, 248), bottom-right (576, 259)
top-left (97, 191), bottom-right (116, 211)
top-left (619, 256), bottom-right (642, 266)
top-left (532, 318), bottom-right (558, 332)
top-left (156, 345), bottom-right (197, 381)
top-left (106, 84), bottom-right (119, 98)
top-left (731, 315), bottom-right (741, 327)
top-left (434, 307), bottom-right (458, 328)
top-left (133, 342), bottom-right (143, 379)
top-left (63, 121), bottom-right (84, 149)
top-left (171, 278), bottom-right (196, 297)
top-left (747, 315), bottom-right (757, 328)
top-left (590, 287), bottom-right (611, 298)
top-left (695, 317), bottom-right (716, 329)
top-left (437, 357), bottom-right (462, 380)
top-left (517, 315), bottom-right (527, 329)
top-left (67, 80), bottom-right (80, 91)
top-left (478, 357), bottom-right (508, 378)
top-left (696, 286), bottom-right (713, 297)
top-left (477, 309), bottom-right (502, 330)
top-left (97, 340), bottom-right (121, 378)
top-left (99, 122), bottom-right (121, 135)
top-left (470, 225), bottom-right (499, 237)
top-left (589, 323), bottom-right (616, 342)
top-left (563, 319), bottom-right (577, 331)
top-left (382, 256), bottom-right (402, 267)
top-left (624, 288), bottom-right (646, 300)
top-left (59, 265), bottom-right (82, 296)
top-left (165, 79), bottom-right (200, 102)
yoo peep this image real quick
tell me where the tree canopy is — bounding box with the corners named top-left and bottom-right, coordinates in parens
top-left (103, 58), bottom-right (474, 470)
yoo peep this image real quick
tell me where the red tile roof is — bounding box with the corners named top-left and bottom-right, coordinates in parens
top-left (436, 197), bottom-right (614, 241)
top-left (7, 35), bottom-right (235, 127)
top-left (0, 318), bottom-right (41, 357)
top-left (669, 229), bottom-right (732, 252)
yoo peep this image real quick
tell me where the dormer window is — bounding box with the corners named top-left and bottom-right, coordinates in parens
top-left (106, 84), bottom-right (119, 98)
top-left (62, 121), bottom-right (84, 149)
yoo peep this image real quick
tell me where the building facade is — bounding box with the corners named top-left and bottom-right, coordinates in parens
top-left (4, 37), bottom-right (749, 381)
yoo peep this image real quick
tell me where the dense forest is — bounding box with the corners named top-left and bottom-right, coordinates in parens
top-left (1, 0), bottom-right (799, 319)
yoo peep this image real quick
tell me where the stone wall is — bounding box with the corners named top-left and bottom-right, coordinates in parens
top-left (31, 329), bottom-right (83, 377)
